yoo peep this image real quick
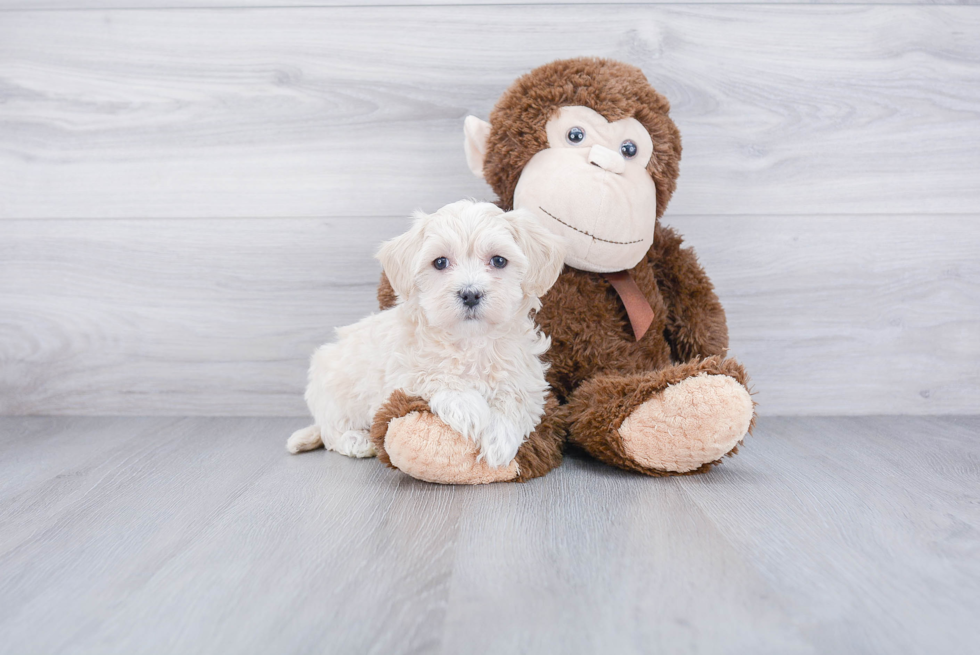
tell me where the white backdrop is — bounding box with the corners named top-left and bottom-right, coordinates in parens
top-left (1, 3), bottom-right (978, 415)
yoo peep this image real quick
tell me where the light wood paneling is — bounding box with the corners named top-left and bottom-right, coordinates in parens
top-left (1, 0), bottom-right (974, 9)
top-left (0, 216), bottom-right (409, 416)
top-left (1, 6), bottom-right (978, 219)
top-left (1, 4), bottom-right (978, 416)
top-left (2, 215), bottom-right (976, 416)
top-left (678, 215), bottom-right (980, 415)
top-left (0, 416), bottom-right (977, 653)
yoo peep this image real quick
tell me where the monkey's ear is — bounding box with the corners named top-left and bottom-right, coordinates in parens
top-left (463, 115), bottom-right (491, 179)
top-left (376, 213), bottom-right (428, 301)
top-left (501, 208), bottom-right (566, 298)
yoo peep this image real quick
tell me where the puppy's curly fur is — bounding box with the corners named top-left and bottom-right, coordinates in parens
top-left (288, 200), bottom-right (564, 468)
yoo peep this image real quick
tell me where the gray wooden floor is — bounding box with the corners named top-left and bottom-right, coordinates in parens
top-left (0, 416), bottom-right (977, 654)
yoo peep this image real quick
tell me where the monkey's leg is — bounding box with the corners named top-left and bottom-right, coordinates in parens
top-left (370, 391), bottom-right (565, 484)
top-left (566, 357), bottom-right (755, 476)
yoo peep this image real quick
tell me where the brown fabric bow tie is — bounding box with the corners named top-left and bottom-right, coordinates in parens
top-left (602, 271), bottom-right (655, 341)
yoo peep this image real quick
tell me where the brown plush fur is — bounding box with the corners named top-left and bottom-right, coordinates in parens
top-left (513, 393), bottom-right (566, 482)
top-left (369, 389), bottom-right (430, 469)
top-left (375, 57), bottom-right (754, 481)
top-left (536, 222), bottom-right (730, 401)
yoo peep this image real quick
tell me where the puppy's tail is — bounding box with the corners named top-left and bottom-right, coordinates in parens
top-left (286, 424), bottom-right (323, 454)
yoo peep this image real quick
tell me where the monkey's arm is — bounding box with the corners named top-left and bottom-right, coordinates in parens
top-left (649, 223), bottom-right (729, 363)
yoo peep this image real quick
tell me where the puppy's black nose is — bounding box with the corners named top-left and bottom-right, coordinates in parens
top-left (459, 288), bottom-right (483, 308)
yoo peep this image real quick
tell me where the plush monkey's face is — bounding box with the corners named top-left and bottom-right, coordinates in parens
top-left (465, 106), bottom-right (659, 273)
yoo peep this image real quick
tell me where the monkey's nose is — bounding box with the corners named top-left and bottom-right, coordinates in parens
top-left (459, 287), bottom-right (483, 308)
top-left (588, 144), bottom-right (626, 174)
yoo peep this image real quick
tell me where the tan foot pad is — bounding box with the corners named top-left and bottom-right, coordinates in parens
top-left (618, 373), bottom-right (753, 473)
top-left (385, 411), bottom-right (519, 485)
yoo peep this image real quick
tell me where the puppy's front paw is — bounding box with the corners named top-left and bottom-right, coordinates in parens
top-left (479, 413), bottom-right (525, 468)
top-left (429, 389), bottom-right (491, 442)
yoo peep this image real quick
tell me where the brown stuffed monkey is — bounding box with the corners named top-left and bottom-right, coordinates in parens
top-left (370, 57), bottom-right (755, 483)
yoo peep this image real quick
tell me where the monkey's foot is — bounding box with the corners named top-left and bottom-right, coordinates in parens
top-left (618, 373), bottom-right (753, 473)
top-left (566, 357), bottom-right (755, 476)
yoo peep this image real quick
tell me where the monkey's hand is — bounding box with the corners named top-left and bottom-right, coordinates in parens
top-left (369, 390), bottom-right (564, 484)
top-left (370, 390), bottom-right (518, 484)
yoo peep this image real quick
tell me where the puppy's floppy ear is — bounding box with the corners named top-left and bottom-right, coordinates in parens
top-left (376, 212), bottom-right (428, 300)
top-left (501, 208), bottom-right (566, 298)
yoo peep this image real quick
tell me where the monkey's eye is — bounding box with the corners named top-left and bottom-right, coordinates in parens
top-left (490, 256), bottom-right (508, 269)
top-left (433, 257), bottom-right (449, 270)
top-left (566, 127), bottom-right (586, 145)
top-left (620, 140), bottom-right (638, 159)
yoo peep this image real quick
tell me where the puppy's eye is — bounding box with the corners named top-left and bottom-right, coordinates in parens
top-left (490, 256), bottom-right (507, 269)
top-left (433, 257), bottom-right (449, 270)
top-left (620, 140), bottom-right (638, 159)
top-left (566, 127), bottom-right (585, 145)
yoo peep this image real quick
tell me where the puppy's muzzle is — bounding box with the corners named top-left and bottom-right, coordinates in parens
top-left (458, 287), bottom-right (483, 308)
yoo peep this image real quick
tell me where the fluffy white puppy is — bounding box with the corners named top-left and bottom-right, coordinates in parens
top-left (286, 200), bottom-right (565, 468)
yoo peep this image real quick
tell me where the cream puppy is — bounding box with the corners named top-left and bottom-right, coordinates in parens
top-left (286, 200), bottom-right (565, 468)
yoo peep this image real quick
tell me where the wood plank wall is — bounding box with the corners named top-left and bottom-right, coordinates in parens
top-left (1, 3), bottom-right (978, 416)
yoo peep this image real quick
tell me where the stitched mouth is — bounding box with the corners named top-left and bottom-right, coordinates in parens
top-left (538, 207), bottom-right (643, 245)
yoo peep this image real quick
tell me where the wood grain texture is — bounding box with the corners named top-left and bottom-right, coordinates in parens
top-left (0, 216), bottom-right (410, 416)
top-left (674, 214), bottom-right (980, 415)
top-left (2, 0), bottom-right (976, 9)
top-left (1, 215), bottom-right (977, 416)
top-left (0, 415), bottom-right (977, 654)
top-left (1, 6), bottom-right (978, 219)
